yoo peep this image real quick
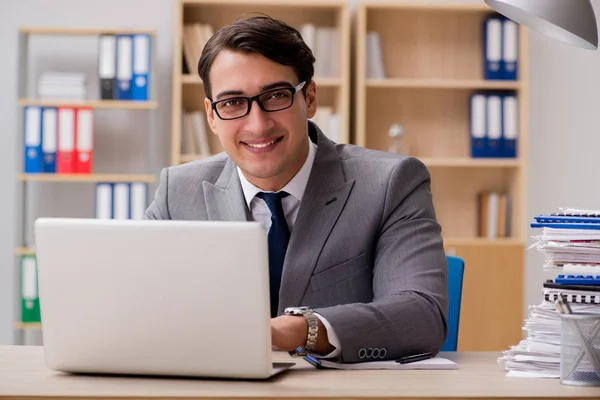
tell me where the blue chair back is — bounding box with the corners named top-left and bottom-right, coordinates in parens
top-left (441, 255), bottom-right (465, 351)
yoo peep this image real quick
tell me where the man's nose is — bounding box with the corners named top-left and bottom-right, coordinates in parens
top-left (243, 100), bottom-right (274, 133)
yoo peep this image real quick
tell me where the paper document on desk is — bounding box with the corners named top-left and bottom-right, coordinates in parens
top-left (305, 356), bottom-right (458, 370)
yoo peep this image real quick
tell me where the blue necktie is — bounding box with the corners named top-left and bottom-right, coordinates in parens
top-left (256, 191), bottom-right (290, 317)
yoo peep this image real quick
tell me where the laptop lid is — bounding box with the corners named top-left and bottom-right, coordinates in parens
top-left (33, 218), bottom-right (285, 379)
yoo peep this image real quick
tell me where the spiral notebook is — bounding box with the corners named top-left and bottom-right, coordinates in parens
top-left (543, 286), bottom-right (600, 304)
top-left (553, 207), bottom-right (600, 217)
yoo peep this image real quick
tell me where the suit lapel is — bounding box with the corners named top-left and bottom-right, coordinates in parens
top-left (202, 158), bottom-right (249, 221)
top-left (278, 127), bottom-right (355, 312)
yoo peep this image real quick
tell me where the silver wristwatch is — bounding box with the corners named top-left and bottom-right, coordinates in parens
top-left (284, 306), bottom-right (318, 356)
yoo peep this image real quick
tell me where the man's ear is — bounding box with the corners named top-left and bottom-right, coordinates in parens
top-left (204, 97), bottom-right (218, 134)
top-left (305, 80), bottom-right (318, 119)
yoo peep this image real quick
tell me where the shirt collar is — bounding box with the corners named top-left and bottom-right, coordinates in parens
top-left (237, 139), bottom-right (317, 209)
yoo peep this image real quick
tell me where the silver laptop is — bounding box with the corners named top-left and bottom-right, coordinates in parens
top-left (33, 217), bottom-right (295, 379)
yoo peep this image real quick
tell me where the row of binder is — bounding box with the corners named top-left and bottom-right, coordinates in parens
top-left (24, 106), bottom-right (94, 174)
top-left (95, 182), bottom-right (148, 220)
top-left (470, 91), bottom-right (518, 158)
top-left (98, 33), bottom-right (150, 101)
top-left (484, 13), bottom-right (519, 80)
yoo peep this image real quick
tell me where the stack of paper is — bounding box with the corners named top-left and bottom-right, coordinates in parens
top-left (38, 72), bottom-right (87, 100)
top-left (498, 208), bottom-right (600, 378)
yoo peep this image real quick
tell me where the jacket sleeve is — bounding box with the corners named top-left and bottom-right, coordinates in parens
top-left (313, 157), bottom-right (449, 363)
top-left (144, 167), bottom-right (172, 220)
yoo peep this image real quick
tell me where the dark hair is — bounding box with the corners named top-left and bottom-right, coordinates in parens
top-left (198, 14), bottom-right (315, 99)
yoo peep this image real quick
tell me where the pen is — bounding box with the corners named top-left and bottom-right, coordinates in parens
top-left (304, 354), bottom-right (323, 369)
top-left (396, 352), bottom-right (434, 364)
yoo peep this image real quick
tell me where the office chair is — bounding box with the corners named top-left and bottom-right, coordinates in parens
top-left (441, 255), bottom-right (465, 351)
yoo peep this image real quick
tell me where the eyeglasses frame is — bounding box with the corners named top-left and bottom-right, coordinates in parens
top-left (210, 81), bottom-right (307, 121)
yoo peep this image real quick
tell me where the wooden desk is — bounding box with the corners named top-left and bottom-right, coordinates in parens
top-left (1, 346), bottom-right (599, 399)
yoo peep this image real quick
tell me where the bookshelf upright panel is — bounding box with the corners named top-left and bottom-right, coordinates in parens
top-left (171, 0), bottom-right (351, 165)
top-left (356, 2), bottom-right (529, 351)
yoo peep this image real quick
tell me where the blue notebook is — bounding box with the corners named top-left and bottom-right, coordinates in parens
top-left (530, 222), bottom-right (600, 230)
top-left (534, 215), bottom-right (600, 224)
top-left (554, 275), bottom-right (600, 286)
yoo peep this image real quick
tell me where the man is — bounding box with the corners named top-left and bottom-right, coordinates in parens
top-left (145, 15), bottom-right (448, 363)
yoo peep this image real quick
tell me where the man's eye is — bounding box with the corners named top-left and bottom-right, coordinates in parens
top-left (223, 99), bottom-right (242, 107)
top-left (269, 91), bottom-right (289, 100)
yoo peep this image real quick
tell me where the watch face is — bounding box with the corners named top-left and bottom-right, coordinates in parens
top-left (284, 306), bottom-right (309, 315)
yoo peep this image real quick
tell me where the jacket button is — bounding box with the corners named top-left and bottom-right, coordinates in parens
top-left (358, 348), bottom-right (367, 359)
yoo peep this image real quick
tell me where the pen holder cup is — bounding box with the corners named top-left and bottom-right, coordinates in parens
top-left (560, 313), bottom-right (600, 387)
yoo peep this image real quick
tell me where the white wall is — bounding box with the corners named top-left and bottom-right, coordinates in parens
top-left (2, 0), bottom-right (600, 345)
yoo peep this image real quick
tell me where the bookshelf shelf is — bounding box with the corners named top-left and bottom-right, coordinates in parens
top-left (18, 99), bottom-right (158, 110)
top-left (180, 0), bottom-right (347, 5)
top-left (19, 27), bottom-right (157, 36)
top-left (17, 173), bottom-right (156, 183)
top-left (420, 158), bottom-right (521, 168)
top-left (363, 2), bottom-right (490, 12)
top-left (171, 0), bottom-right (351, 165)
top-left (15, 247), bottom-right (35, 256)
top-left (14, 322), bottom-right (42, 330)
top-left (366, 78), bottom-right (522, 90)
top-left (356, 2), bottom-right (529, 352)
top-left (182, 75), bottom-right (343, 87)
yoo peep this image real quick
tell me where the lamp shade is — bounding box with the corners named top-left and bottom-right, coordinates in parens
top-left (484, 0), bottom-right (599, 50)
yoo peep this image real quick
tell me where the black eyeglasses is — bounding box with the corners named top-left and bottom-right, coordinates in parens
top-left (210, 81), bottom-right (306, 120)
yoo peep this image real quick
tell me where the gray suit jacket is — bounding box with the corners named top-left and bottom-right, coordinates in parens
top-left (145, 121), bottom-right (448, 363)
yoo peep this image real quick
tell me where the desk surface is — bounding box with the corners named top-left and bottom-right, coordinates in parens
top-left (1, 346), bottom-right (599, 399)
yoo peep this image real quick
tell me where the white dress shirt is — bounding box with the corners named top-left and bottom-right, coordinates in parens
top-left (237, 140), bottom-right (341, 359)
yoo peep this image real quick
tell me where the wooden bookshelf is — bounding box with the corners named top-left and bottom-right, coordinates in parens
top-left (170, 0), bottom-right (351, 165)
top-left (17, 173), bottom-right (156, 183)
top-left (355, 2), bottom-right (529, 351)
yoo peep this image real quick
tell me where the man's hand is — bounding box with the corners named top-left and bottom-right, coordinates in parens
top-left (271, 315), bottom-right (335, 355)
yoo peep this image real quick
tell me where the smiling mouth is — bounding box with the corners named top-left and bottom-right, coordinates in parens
top-left (242, 136), bottom-right (284, 148)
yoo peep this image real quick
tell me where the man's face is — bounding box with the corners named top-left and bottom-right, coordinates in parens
top-left (204, 50), bottom-right (317, 191)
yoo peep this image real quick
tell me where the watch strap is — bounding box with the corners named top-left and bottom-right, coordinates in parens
top-left (303, 309), bottom-right (318, 354)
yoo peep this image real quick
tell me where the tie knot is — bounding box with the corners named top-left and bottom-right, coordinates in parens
top-left (256, 191), bottom-right (289, 217)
